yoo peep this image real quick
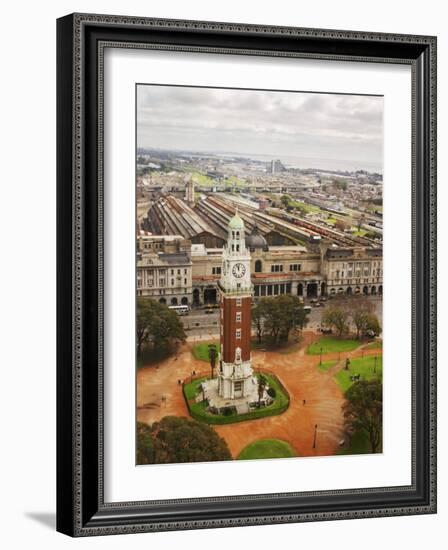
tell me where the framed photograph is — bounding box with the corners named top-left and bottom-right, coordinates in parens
top-left (57, 13), bottom-right (437, 536)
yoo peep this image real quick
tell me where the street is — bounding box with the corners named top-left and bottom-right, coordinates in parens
top-left (180, 297), bottom-right (383, 339)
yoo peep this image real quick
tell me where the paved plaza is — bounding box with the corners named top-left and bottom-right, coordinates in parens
top-left (137, 332), bottom-right (380, 459)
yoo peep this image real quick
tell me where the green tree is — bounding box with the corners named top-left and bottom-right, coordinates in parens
top-left (252, 299), bottom-right (269, 343)
top-left (257, 374), bottom-right (267, 406)
top-left (361, 314), bottom-right (381, 337)
top-left (334, 179), bottom-right (348, 191)
top-left (136, 417), bottom-right (231, 464)
top-left (253, 295), bottom-right (308, 345)
top-left (280, 194), bottom-right (291, 209)
top-left (276, 294), bottom-right (308, 341)
top-left (343, 380), bottom-right (382, 453)
top-left (208, 344), bottom-right (218, 379)
top-left (322, 304), bottom-right (350, 337)
top-left (350, 297), bottom-right (375, 339)
top-left (295, 204), bottom-right (308, 216)
top-left (136, 422), bottom-right (155, 464)
top-left (136, 298), bottom-right (186, 355)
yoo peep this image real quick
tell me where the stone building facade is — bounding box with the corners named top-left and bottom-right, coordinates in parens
top-left (136, 232), bottom-right (383, 306)
top-left (319, 244), bottom-right (383, 297)
top-left (136, 235), bottom-right (193, 305)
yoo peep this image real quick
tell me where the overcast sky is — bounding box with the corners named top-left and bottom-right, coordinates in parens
top-left (137, 85), bottom-right (383, 171)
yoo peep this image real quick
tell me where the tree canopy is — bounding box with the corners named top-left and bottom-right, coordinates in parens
top-left (208, 344), bottom-right (218, 379)
top-left (322, 297), bottom-right (381, 339)
top-left (322, 303), bottom-right (350, 337)
top-left (136, 298), bottom-right (186, 354)
top-left (252, 294), bottom-right (308, 345)
top-left (333, 179), bottom-right (348, 191)
top-left (342, 379), bottom-right (382, 453)
top-left (136, 417), bottom-right (231, 464)
top-left (350, 296), bottom-right (375, 338)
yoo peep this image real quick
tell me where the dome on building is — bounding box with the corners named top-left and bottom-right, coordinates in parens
top-left (228, 209), bottom-right (245, 230)
top-left (245, 224), bottom-right (269, 251)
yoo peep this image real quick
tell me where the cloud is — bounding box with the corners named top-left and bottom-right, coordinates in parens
top-left (137, 85), bottom-right (383, 170)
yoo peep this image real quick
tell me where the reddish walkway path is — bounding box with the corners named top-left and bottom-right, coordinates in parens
top-left (137, 333), bottom-right (380, 459)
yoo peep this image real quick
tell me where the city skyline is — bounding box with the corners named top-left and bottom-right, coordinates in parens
top-left (137, 85), bottom-right (384, 173)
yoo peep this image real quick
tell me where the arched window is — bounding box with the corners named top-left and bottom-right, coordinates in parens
top-left (255, 259), bottom-right (262, 273)
top-left (235, 347), bottom-right (242, 362)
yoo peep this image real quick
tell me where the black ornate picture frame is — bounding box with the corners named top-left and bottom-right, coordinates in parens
top-left (56, 13), bottom-right (437, 536)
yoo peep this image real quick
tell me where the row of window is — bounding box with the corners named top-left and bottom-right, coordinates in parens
top-left (270, 263), bottom-right (303, 273)
top-left (254, 283), bottom-right (292, 296)
top-left (332, 268), bottom-right (382, 279)
top-left (138, 278), bottom-right (189, 288)
top-left (331, 261), bottom-right (382, 270)
top-left (140, 241), bottom-right (164, 250)
top-left (139, 268), bottom-right (189, 277)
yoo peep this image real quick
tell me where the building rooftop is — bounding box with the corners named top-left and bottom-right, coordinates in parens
top-left (158, 252), bottom-right (191, 264)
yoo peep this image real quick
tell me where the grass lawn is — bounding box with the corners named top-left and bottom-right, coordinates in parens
top-left (189, 170), bottom-right (216, 187)
top-left (307, 337), bottom-right (360, 355)
top-left (318, 360), bottom-right (338, 373)
top-left (238, 439), bottom-right (296, 460)
top-left (337, 429), bottom-right (373, 455)
top-left (290, 200), bottom-right (321, 214)
top-left (191, 341), bottom-right (220, 362)
top-left (225, 175), bottom-right (245, 187)
top-left (183, 373), bottom-right (289, 425)
top-left (334, 355), bottom-right (382, 393)
top-left (183, 376), bottom-right (208, 400)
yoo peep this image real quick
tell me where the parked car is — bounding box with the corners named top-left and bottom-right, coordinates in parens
top-left (204, 308), bottom-right (214, 314)
top-left (320, 327), bottom-right (333, 334)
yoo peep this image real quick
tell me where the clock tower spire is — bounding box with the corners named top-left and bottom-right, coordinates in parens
top-left (217, 210), bottom-right (253, 399)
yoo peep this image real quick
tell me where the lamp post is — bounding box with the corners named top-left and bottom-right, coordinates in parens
top-left (319, 347), bottom-right (323, 366)
top-left (313, 424), bottom-right (318, 449)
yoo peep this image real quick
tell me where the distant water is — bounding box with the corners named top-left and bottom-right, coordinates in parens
top-left (217, 152), bottom-right (383, 175)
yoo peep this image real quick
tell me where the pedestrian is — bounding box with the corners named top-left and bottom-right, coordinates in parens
top-left (345, 358), bottom-right (350, 370)
top-left (303, 399), bottom-right (306, 406)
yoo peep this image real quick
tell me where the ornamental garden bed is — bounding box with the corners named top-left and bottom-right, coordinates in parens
top-left (183, 372), bottom-right (289, 425)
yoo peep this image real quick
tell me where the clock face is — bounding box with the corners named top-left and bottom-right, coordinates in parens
top-left (232, 263), bottom-right (246, 278)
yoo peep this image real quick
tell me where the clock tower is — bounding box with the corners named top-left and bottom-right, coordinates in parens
top-left (217, 210), bottom-right (253, 399)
